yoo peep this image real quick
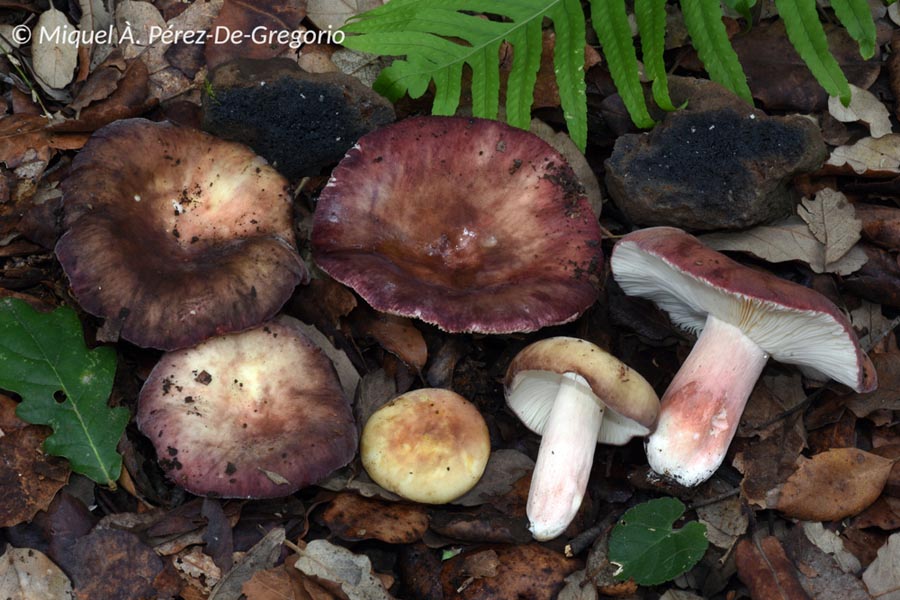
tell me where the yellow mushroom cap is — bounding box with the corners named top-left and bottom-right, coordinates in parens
top-left (360, 388), bottom-right (491, 504)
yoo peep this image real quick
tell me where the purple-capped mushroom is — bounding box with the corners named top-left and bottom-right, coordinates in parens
top-left (311, 116), bottom-right (602, 334)
top-left (137, 316), bottom-right (356, 498)
top-left (56, 118), bottom-right (308, 351)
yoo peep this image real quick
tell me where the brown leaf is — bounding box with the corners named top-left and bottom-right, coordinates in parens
top-left (209, 527), bottom-right (286, 599)
top-left (397, 543), bottom-right (443, 600)
top-left (242, 563), bottom-right (309, 600)
top-left (428, 508), bottom-right (531, 545)
top-left (841, 353), bottom-right (900, 418)
top-left (205, 0), bottom-right (307, 70)
top-left (797, 189), bottom-right (862, 265)
top-left (353, 309), bottom-right (428, 371)
top-left (306, 0), bottom-right (383, 30)
top-left (0, 423), bottom-right (70, 527)
top-left (294, 539), bottom-right (394, 600)
top-left (776, 448), bottom-right (894, 521)
top-left (0, 547), bottom-right (74, 599)
top-left (0, 115), bottom-right (87, 169)
top-left (827, 134), bottom-right (900, 176)
top-left (856, 203), bottom-right (900, 250)
top-left (862, 532), bottom-right (900, 599)
top-left (441, 544), bottom-right (580, 599)
top-left (321, 493), bottom-right (428, 543)
top-left (735, 536), bottom-right (811, 600)
top-left (733, 415), bottom-right (806, 509)
top-left (828, 84), bottom-right (893, 139)
top-left (783, 526), bottom-right (873, 600)
top-left (52, 58), bottom-right (157, 133)
top-left (69, 529), bottom-right (169, 600)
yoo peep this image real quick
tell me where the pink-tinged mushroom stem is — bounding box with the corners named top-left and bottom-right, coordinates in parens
top-left (646, 314), bottom-right (769, 487)
top-left (527, 372), bottom-right (604, 541)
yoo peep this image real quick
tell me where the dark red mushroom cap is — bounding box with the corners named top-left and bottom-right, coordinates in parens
top-left (137, 316), bottom-right (357, 499)
top-left (611, 227), bottom-right (877, 392)
top-left (56, 118), bottom-right (308, 351)
top-left (311, 116), bottom-right (602, 334)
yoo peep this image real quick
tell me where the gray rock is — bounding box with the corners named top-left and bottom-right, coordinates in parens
top-left (202, 58), bottom-right (395, 180)
top-left (605, 98), bottom-right (826, 231)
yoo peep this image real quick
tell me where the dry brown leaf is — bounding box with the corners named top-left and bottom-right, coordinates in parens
top-left (797, 189), bottom-right (861, 265)
top-left (828, 84), bottom-right (893, 139)
top-left (827, 135), bottom-right (900, 175)
top-left (69, 529), bottom-right (169, 600)
top-left (0, 547), bottom-right (74, 599)
top-left (306, 0), bottom-right (383, 30)
top-left (32, 8), bottom-right (78, 90)
top-left (735, 536), bottom-right (811, 600)
top-left (695, 480), bottom-right (749, 549)
top-left (209, 527), bottom-right (286, 599)
top-left (242, 563), bottom-right (309, 600)
top-left (0, 424), bottom-right (70, 527)
top-left (700, 215), bottom-right (868, 275)
top-left (776, 448), bottom-right (894, 521)
top-left (353, 311), bottom-right (427, 371)
top-left (850, 301), bottom-right (900, 352)
top-left (801, 522), bottom-right (861, 574)
top-left (294, 539), bottom-right (394, 600)
top-left (844, 353), bottom-right (900, 418)
top-left (856, 203), bottom-right (900, 250)
top-left (863, 532), bottom-right (900, 600)
top-left (321, 493), bottom-right (428, 544)
top-left (114, 1), bottom-right (166, 61)
top-left (204, 0), bottom-right (307, 70)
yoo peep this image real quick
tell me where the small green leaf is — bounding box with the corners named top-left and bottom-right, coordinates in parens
top-left (775, 0), bottom-right (852, 105)
top-left (0, 298), bottom-right (128, 487)
top-left (680, 0), bottom-right (753, 103)
top-left (590, 0), bottom-right (655, 129)
top-left (829, 0), bottom-right (876, 59)
top-left (635, 0), bottom-right (677, 111)
top-left (609, 497), bottom-right (709, 586)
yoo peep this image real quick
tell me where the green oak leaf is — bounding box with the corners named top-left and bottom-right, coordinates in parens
top-left (0, 298), bottom-right (128, 486)
top-left (609, 497), bottom-right (709, 586)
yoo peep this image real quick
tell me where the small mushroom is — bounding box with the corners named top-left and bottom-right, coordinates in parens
top-left (611, 227), bottom-right (877, 487)
top-left (504, 337), bottom-right (659, 541)
top-left (312, 116), bottom-right (602, 334)
top-left (56, 118), bottom-right (308, 350)
top-left (137, 316), bottom-right (356, 498)
top-left (360, 388), bottom-right (491, 504)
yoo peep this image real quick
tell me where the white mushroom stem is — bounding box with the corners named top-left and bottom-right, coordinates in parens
top-left (646, 314), bottom-right (769, 487)
top-left (527, 372), bottom-right (604, 541)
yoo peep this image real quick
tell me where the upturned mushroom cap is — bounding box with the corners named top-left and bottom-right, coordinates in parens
top-left (137, 316), bottom-right (357, 498)
top-left (505, 337), bottom-right (659, 444)
top-left (360, 388), bottom-right (491, 504)
top-left (56, 118), bottom-right (308, 351)
top-left (611, 227), bottom-right (877, 392)
top-left (312, 116), bottom-right (602, 334)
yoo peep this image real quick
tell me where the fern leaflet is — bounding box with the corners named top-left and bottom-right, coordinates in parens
top-left (636, 0), bottom-right (676, 112)
top-left (342, 0), bottom-right (589, 149)
top-left (680, 0), bottom-right (753, 103)
top-left (774, 0), bottom-right (852, 105)
top-left (829, 0), bottom-right (876, 59)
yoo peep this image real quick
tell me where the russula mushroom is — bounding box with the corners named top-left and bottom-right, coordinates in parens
top-left (56, 118), bottom-right (308, 351)
top-left (137, 316), bottom-right (356, 498)
top-left (505, 337), bottom-right (659, 540)
top-left (311, 116), bottom-right (602, 334)
top-left (360, 388), bottom-right (490, 504)
top-left (611, 226), bottom-right (878, 487)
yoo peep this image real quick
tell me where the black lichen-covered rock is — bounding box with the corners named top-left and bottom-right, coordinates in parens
top-left (605, 106), bottom-right (827, 231)
top-left (202, 58), bottom-right (395, 180)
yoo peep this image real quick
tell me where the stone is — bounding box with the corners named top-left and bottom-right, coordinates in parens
top-left (604, 81), bottom-right (827, 231)
top-left (202, 58), bottom-right (395, 180)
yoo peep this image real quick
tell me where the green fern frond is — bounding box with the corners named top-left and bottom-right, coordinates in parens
top-left (680, 0), bottom-right (753, 103)
top-left (722, 0), bottom-right (758, 24)
top-left (829, 0), bottom-right (876, 59)
top-left (635, 0), bottom-right (676, 112)
top-left (774, 0), bottom-right (852, 105)
top-left (591, 0), bottom-right (655, 129)
top-left (341, 0), bottom-right (588, 149)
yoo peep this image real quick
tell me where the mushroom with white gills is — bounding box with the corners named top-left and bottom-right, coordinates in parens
top-left (611, 227), bottom-right (878, 488)
top-left (505, 337), bottom-right (660, 541)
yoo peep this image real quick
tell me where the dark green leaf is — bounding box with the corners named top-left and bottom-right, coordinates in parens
top-left (609, 497), bottom-right (709, 586)
top-left (0, 298), bottom-right (128, 486)
top-left (722, 0), bottom-right (758, 23)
